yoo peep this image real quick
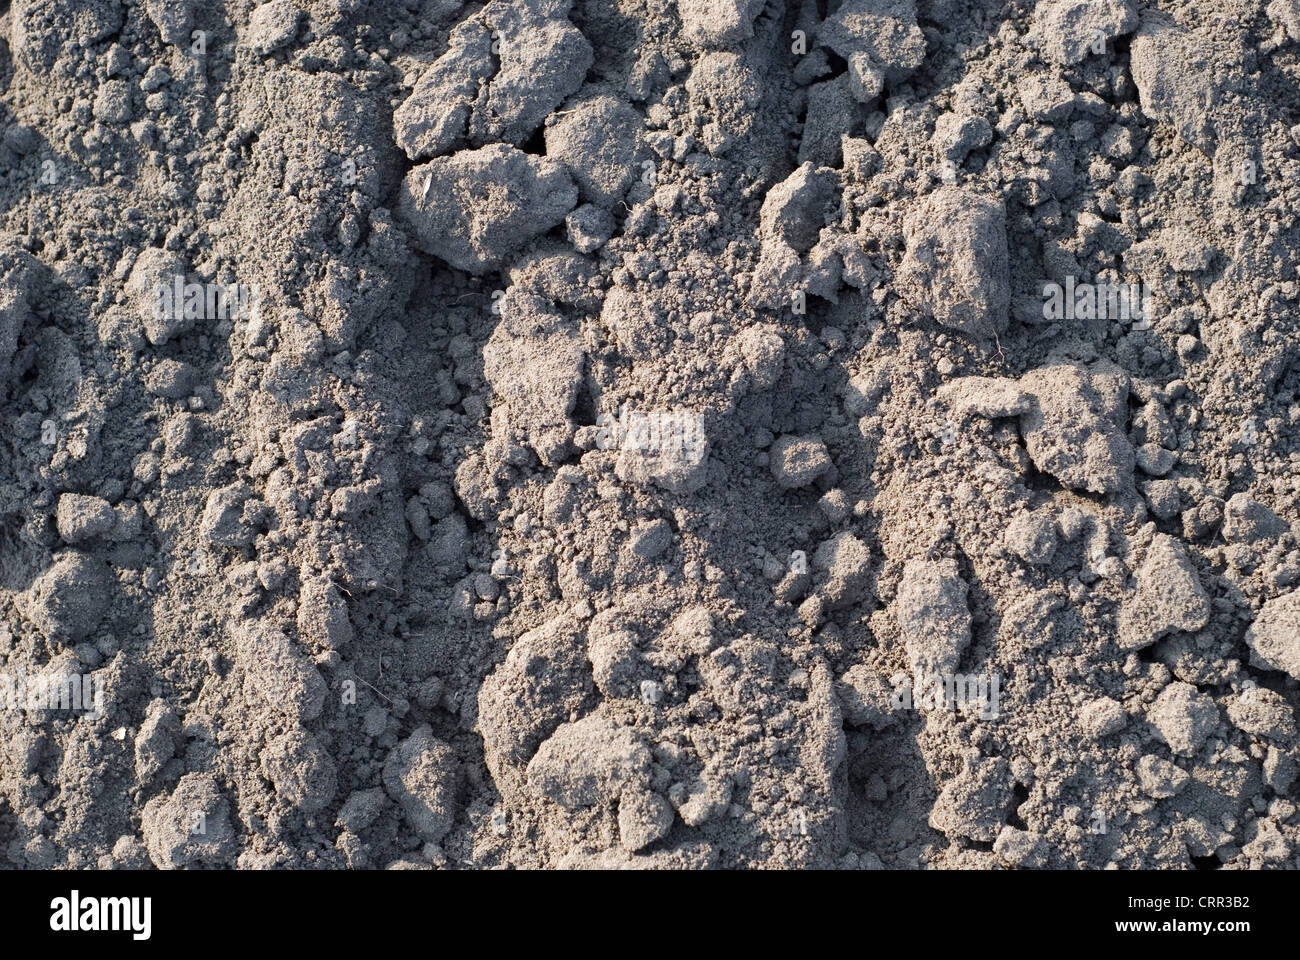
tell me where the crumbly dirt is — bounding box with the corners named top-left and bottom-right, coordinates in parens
top-left (1, 0), bottom-right (1299, 870)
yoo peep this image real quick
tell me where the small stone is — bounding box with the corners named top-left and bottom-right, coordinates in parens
top-left (1004, 509), bottom-right (1057, 565)
top-left (199, 483), bottom-right (258, 547)
top-left (55, 494), bottom-right (115, 543)
top-left (20, 552), bottom-right (114, 644)
top-left (261, 729), bottom-right (337, 814)
top-left (629, 519), bottom-right (671, 560)
top-left (1080, 697), bottom-right (1127, 739)
top-left (899, 186), bottom-right (1009, 339)
top-left (527, 714), bottom-right (651, 810)
top-left (929, 757), bottom-right (1013, 842)
top-left (1147, 682), bottom-right (1218, 756)
top-left (141, 773), bottom-right (236, 868)
top-left (336, 788), bottom-right (386, 833)
top-left (1223, 494), bottom-right (1286, 544)
top-left (92, 79), bottom-right (132, 124)
top-left (1032, 0), bottom-right (1138, 66)
top-left (297, 576), bottom-right (353, 652)
top-left (1245, 590), bottom-right (1300, 680)
top-left (640, 680), bottom-right (664, 706)
top-left (245, 0), bottom-right (302, 54)
top-left (932, 113), bottom-right (992, 165)
top-left (897, 558), bottom-right (970, 677)
top-left (993, 825), bottom-right (1047, 867)
top-left (565, 204), bottom-right (613, 254)
top-left (1136, 755), bottom-right (1190, 798)
top-left (770, 435), bottom-right (831, 489)
top-left (398, 145), bottom-right (578, 274)
top-left (144, 358), bottom-right (197, 399)
top-left (1119, 535), bottom-right (1211, 649)
top-left (1142, 479), bottom-right (1181, 520)
top-left (618, 788), bottom-right (674, 851)
top-left (814, 532), bottom-right (872, 610)
top-left (234, 622), bottom-right (327, 722)
top-left (1134, 444), bottom-right (1174, 476)
top-left (382, 726), bottom-right (459, 842)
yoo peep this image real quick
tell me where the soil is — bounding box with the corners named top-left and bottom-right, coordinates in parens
top-left (1, 0), bottom-right (1299, 870)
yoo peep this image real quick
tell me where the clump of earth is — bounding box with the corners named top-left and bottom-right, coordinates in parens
top-left (0, 0), bottom-right (1299, 870)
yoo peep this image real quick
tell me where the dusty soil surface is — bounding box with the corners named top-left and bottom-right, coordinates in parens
top-left (1, 0), bottom-right (1299, 870)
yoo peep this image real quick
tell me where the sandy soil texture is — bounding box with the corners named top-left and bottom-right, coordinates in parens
top-left (1, 0), bottom-right (1299, 871)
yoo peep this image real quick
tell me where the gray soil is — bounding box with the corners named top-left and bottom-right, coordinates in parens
top-left (1, 0), bottom-right (1299, 870)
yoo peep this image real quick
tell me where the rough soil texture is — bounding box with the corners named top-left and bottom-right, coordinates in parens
top-left (1, 0), bottom-right (1299, 871)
